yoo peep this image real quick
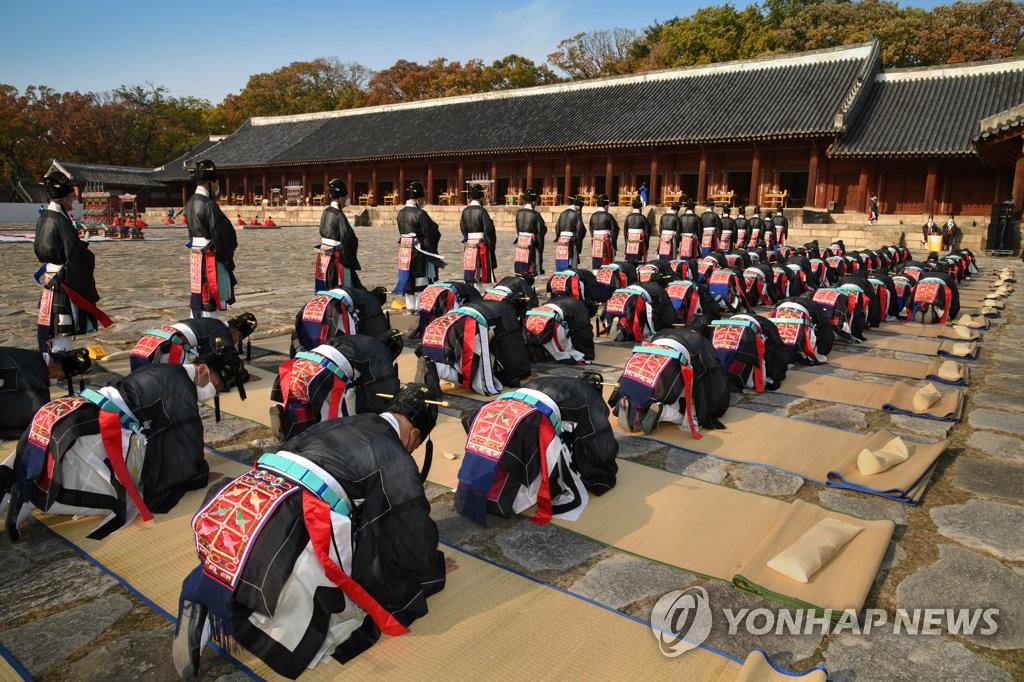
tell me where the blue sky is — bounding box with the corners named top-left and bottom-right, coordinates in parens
top-left (1, 0), bottom-right (948, 103)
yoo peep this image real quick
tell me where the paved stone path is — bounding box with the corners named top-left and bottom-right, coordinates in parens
top-left (0, 222), bottom-right (1021, 680)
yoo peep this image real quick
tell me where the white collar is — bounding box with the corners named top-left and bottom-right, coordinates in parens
top-left (570, 205), bottom-right (580, 212)
top-left (596, 206), bottom-right (606, 212)
top-left (380, 412), bottom-right (401, 438)
top-left (523, 203), bottom-right (534, 210)
top-left (195, 186), bottom-right (210, 198)
top-left (470, 200), bottom-right (481, 207)
top-left (631, 209), bottom-right (641, 214)
top-left (405, 200), bottom-right (418, 207)
top-left (331, 200), bottom-right (340, 209)
top-left (47, 200), bottom-right (62, 212)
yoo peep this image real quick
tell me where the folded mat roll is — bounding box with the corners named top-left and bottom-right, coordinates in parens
top-left (37, 453), bottom-right (786, 681)
top-left (733, 500), bottom-right (889, 613)
top-left (856, 336), bottom-right (978, 359)
top-left (954, 314), bottom-right (990, 330)
top-left (872, 322), bottom-right (981, 342)
top-left (823, 352), bottom-right (968, 386)
top-left (418, 415), bottom-right (894, 617)
top-left (882, 381), bottom-right (964, 421)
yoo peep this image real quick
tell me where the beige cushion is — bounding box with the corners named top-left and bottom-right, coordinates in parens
top-left (857, 436), bottom-right (911, 476)
top-left (767, 518), bottom-right (863, 583)
top-left (913, 382), bottom-right (943, 412)
top-left (951, 325), bottom-right (972, 339)
top-left (950, 342), bottom-right (975, 357)
top-left (937, 360), bottom-right (963, 382)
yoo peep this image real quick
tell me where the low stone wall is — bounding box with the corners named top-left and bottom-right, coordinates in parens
top-left (142, 204), bottom-right (993, 252)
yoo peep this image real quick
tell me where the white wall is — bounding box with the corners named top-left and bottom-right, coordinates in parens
top-left (0, 201), bottom-right (82, 224)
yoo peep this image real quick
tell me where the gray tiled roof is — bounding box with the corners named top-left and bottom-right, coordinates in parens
top-left (831, 59), bottom-right (1024, 157)
top-left (974, 103), bottom-right (1024, 143)
top-left (149, 136), bottom-right (226, 182)
top-left (15, 181), bottom-right (49, 204)
top-left (51, 160), bottom-right (165, 189)
top-left (198, 42), bottom-right (878, 169)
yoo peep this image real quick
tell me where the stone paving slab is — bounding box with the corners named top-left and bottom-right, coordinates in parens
top-left (0, 557), bottom-right (117, 624)
top-left (966, 431), bottom-right (1024, 464)
top-left (569, 554), bottom-right (694, 614)
top-left (896, 545), bottom-right (1024, 649)
top-left (818, 490), bottom-right (908, 526)
top-left (793, 404), bottom-right (868, 431)
top-left (952, 458), bottom-right (1024, 501)
top-left (665, 451), bottom-right (730, 484)
top-left (930, 499), bottom-right (1024, 561)
top-left (0, 594), bottom-right (131, 675)
top-left (495, 520), bottom-right (605, 573)
top-left (823, 630), bottom-right (1012, 682)
top-left (68, 628), bottom-right (196, 682)
top-left (967, 408), bottom-right (1024, 435)
top-left (731, 463), bottom-right (804, 495)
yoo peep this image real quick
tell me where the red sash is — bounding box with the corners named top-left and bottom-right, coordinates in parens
top-left (302, 491), bottom-right (409, 636)
top-left (98, 409), bottom-right (153, 523)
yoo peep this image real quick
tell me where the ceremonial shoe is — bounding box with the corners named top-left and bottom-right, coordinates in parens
top-left (641, 402), bottom-right (662, 435)
top-left (173, 600), bottom-right (208, 680)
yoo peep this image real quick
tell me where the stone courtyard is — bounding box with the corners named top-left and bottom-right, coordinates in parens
top-left (0, 220), bottom-right (1021, 681)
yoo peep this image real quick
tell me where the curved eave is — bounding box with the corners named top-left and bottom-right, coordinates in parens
top-left (211, 129), bottom-right (839, 170)
top-left (829, 149), bottom-right (980, 159)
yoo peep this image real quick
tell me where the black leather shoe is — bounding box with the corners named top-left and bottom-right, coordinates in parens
top-left (173, 600), bottom-right (208, 680)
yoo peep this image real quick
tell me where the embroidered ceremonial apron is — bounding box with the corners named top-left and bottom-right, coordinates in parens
top-left (700, 227), bottom-right (718, 257)
top-left (555, 232), bottom-right (577, 271)
top-left (625, 229), bottom-right (647, 263)
top-left (463, 232), bottom-right (491, 284)
top-left (591, 230), bottom-right (612, 269)
top-left (514, 232), bottom-right (538, 275)
top-left (658, 230), bottom-right (676, 263)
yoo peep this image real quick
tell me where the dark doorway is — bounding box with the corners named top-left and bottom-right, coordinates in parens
top-left (679, 173), bottom-right (699, 202)
top-left (496, 177), bottom-right (511, 204)
top-left (432, 177), bottom-right (448, 200)
top-left (726, 171), bottom-right (752, 205)
top-left (778, 171), bottom-right (808, 207)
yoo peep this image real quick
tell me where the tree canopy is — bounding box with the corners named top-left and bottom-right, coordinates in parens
top-left (1, 0), bottom-right (1021, 199)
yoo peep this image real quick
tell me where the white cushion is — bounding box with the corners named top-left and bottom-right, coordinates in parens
top-left (950, 342), bottom-right (975, 357)
top-left (767, 518), bottom-right (863, 583)
top-left (937, 360), bottom-right (962, 382)
top-left (951, 325), bottom-right (972, 339)
top-left (857, 436), bottom-right (911, 476)
top-left (913, 382), bottom-right (943, 412)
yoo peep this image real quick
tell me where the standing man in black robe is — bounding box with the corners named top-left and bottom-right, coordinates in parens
top-left (554, 195), bottom-right (586, 270)
top-left (513, 188), bottom-right (546, 275)
top-left (394, 181), bottom-right (444, 313)
top-left (658, 202), bottom-right (682, 262)
top-left (185, 160), bottom-right (238, 319)
top-left (720, 207), bottom-right (738, 252)
top-left (460, 184), bottom-right (497, 291)
top-left (588, 194), bottom-right (619, 269)
top-left (34, 170), bottom-right (110, 352)
top-left (623, 197), bottom-right (652, 264)
top-left (315, 178), bottom-right (361, 292)
top-left (773, 209), bottom-right (789, 247)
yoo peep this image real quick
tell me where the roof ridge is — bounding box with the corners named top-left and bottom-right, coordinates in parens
top-left (250, 41), bottom-right (877, 127)
top-left (878, 55), bottom-right (1024, 81)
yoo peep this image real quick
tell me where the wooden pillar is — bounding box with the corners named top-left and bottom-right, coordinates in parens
top-left (301, 170), bottom-right (307, 202)
top-left (322, 172), bottom-right (328, 203)
top-left (346, 168), bottom-right (353, 199)
top-left (370, 165), bottom-right (377, 204)
top-left (181, 184), bottom-right (187, 206)
top-left (649, 154), bottom-right (659, 205)
top-left (564, 157), bottom-right (572, 203)
top-left (749, 148), bottom-right (761, 208)
top-left (224, 176), bottom-right (231, 201)
top-left (491, 159), bottom-right (498, 203)
top-left (816, 157), bottom-right (829, 209)
top-left (261, 173), bottom-right (268, 202)
top-left (806, 146), bottom-right (820, 209)
top-left (457, 161), bottom-right (465, 204)
top-left (243, 174), bottom-right (249, 203)
top-left (605, 154), bottom-right (614, 197)
top-left (697, 148), bottom-right (708, 202)
top-left (856, 161), bottom-right (870, 215)
top-left (426, 163), bottom-right (433, 204)
top-left (526, 156), bottom-right (534, 192)
top-left (1013, 141), bottom-right (1024, 217)
top-left (398, 165), bottom-right (405, 204)
top-left (923, 161), bottom-right (939, 217)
